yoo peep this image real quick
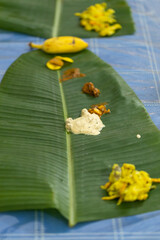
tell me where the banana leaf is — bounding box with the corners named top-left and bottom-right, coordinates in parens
top-left (0, 0), bottom-right (135, 38)
top-left (0, 49), bottom-right (160, 227)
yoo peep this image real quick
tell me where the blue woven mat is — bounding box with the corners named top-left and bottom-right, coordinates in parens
top-left (0, 0), bottom-right (160, 239)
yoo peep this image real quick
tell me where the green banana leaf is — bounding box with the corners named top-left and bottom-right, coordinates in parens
top-left (0, 0), bottom-right (135, 38)
top-left (0, 49), bottom-right (160, 226)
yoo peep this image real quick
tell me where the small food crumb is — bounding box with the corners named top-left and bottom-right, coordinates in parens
top-left (136, 134), bottom-right (141, 139)
top-left (65, 108), bottom-right (105, 135)
top-left (101, 163), bottom-right (160, 205)
top-left (61, 68), bottom-right (86, 81)
top-left (82, 82), bottom-right (100, 97)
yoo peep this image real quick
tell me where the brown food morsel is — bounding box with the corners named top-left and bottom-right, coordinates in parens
top-left (82, 82), bottom-right (100, 97)
top-left (88, 103), bottom-right (111, 117)
top-left (61, 68), bottom-right (86, 81)
top-left (49, 57), bottom-right (64, 66)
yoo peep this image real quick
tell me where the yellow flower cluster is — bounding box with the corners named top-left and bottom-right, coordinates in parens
top-left (75, 3), bottom-right (122, 36)
top-left (101, 163), bottom-right (160, 205)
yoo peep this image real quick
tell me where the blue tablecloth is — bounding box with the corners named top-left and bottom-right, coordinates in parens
top-left (0, 0), bottom-right (160, 239)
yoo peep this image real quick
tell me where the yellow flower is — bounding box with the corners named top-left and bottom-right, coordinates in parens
top-left (46, 56), bottom-right (73, 71)
top-left (75, 3), bottom-right (122, 37)
top-left (101, 163), bottom-right (160, 205)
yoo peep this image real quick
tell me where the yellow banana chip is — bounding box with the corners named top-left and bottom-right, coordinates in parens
top-left (56, 56), bottom-right (74, 63)
top-left (46, 61), bottom-right (62, 70)
top-left (46, 56), bottom-right (73, 70)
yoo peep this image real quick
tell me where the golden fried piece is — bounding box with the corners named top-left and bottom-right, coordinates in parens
top-left (61, 68), bottom-right (86, 82)
top-left (88, 103), bottom-right (110, 117)
top-left (82, 82), bottom-right (100, 97)
top-left (101, 163), bottom-right (160, 205)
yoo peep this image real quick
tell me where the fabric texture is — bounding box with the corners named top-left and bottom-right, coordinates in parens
top-left (0, 0), bottom-right (160, 239)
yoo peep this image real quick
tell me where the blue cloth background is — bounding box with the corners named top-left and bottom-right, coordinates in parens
top-left (0, 0), bottom-right (160, 239)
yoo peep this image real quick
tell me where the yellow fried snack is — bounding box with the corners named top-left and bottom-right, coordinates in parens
top-left (29, 36), bottom-right (88, 54)
top-left (101, 163), bottom-right (160, 205)
top-left (46, 56), bottom-right (73, 70)
top-left (75, 3), bottom-right (122, 37)
top-left (88, 103), bottom-right (110, 117)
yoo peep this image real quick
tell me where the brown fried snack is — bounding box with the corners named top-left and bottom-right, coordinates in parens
top-left (88, 103), bottom-right (111, 117)
top-left (82, 82), bottom-right (100, 97)
top-left (61, 68), bottom-right (86, 81)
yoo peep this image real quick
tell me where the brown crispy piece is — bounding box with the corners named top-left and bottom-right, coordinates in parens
top-left (82, 82), bottom-right (100, 97)
top-left (88, 103), bottom-right (111, 117)
top-left (61, 68), bottom-right (86, 81)
top-left (49, 57), bottom-right (64, 66)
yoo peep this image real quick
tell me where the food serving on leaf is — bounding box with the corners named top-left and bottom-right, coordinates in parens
top-left (0, 46), bottom-right (160, 226)
top-left (0, 0), bottom-right (135, 38)
top-left (65, 102), bottom-right (111, 135)
top-left (88, 103), bottom-right (111, 117)
top-left (82, 82), bottom-right (100, 97)
top-left (61, 68), bottom-right (86, 81)
top-left (46, 56), bottom-right (74, 70)
top-left (66, 108), bottom-right (105, 135)
top-left (75, 3), bottom-right (122, 36)
top-left (101, 163), bottom-right (160, 205)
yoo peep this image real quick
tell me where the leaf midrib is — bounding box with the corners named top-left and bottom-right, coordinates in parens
top-left (52, 0), bottom-right (76, 226)
top-left (57, 72), bottom-right (76, 226)
top-left (52, 0), bottom-right (62, 37)
top-left (52, 0), bottom-right (76, 225)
